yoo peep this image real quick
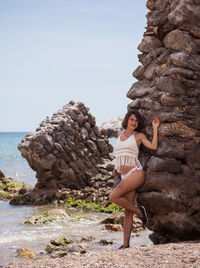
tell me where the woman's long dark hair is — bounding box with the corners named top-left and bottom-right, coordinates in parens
top-left (122, 110), bottom-right (144, 131)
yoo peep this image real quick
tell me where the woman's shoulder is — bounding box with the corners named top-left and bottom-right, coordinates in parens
top-left (135, 131), bottom-right (146, 139)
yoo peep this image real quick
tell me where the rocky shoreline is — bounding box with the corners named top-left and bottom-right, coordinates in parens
top-left (0, 170), bottom-right (33, 201)
top-left (0, 205), bottom-right (146, 265)
top-left (2, 240), bottom-right (200, 268)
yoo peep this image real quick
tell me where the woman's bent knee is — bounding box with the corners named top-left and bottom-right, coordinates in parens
top-left (109, 192), bottom-right (115, 203)
top-left (109, 191), bottom-right (119, 203)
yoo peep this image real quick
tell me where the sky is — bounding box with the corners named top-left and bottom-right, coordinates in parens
top-left (0, 0), bottom-right (148, 132)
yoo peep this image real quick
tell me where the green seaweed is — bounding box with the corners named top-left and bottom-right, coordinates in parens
top-left (77, 216), bottom-right (90, 220)
top-left (0, 191), bottom-right (9, 198)
top-left (62, 237), bottom-right (72, 244)
top-left (47, 217), bottom-right (54, 222)
top-left (64, 195), bottom-right (124, 214)
top-left (0, 183), bottom-right (6, 190)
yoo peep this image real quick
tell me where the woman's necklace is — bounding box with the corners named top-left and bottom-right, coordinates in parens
top-left (124, 130), bottom-right (134, 137)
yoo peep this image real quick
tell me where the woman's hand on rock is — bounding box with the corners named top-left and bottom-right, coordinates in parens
top-left (152, 116), bottom-right (160, 128)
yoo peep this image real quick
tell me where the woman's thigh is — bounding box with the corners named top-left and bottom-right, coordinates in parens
top-left (111, 170), bottom-right (144, 199)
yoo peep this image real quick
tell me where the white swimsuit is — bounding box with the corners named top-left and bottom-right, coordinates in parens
top-left (113, 132), bottom-right (143, 179)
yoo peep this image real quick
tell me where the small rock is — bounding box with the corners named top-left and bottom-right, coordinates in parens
top-left (50, 251), bottom-right (67, 258)
top-left (80, 236), bottom-right (95, 242)
top-left (100, 239), bottom-right (113, 245)
top-left (189, 257), bottom-right (196, 263)
top-left (104, 223), bottom-right (122, 232)
top-left (17, 248), bottom-right (36, 259)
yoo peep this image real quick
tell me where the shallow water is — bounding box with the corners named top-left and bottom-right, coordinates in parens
top-left (0, 201), bottom-right (152, 265)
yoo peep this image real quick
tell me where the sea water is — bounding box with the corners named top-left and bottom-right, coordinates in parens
top-left (0, 132), bottom-right (36, 185)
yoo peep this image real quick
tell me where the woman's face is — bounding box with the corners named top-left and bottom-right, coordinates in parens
top-left (127, 114), bottom-right (138, 130)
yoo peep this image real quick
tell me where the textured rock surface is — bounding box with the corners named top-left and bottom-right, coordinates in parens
top-left (0, 171), bottom-right (33, 200)
top-left (17, 101), bottom-right (116, 205)
top-left (24, 209), bottom-right (70, 224)
top-left (127, 0), bottom-right (200, 243)
top-left (17, 248), bottom-right (36, 259)
top-left (100, 115), bottom-right (124, 138)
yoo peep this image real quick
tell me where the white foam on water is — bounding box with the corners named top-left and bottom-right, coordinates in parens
top-left (0, 228), bottom-right (66, 244)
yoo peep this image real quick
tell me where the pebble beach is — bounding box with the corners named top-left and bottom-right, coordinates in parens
top-left (2, 240), bottom-right (200, 268)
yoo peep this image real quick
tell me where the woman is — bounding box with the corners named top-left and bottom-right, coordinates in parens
top-left (109, 110), bottom-right (160, 249)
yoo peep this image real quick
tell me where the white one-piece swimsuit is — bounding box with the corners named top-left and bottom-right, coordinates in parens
top-left (113, 132), bottom-right (143, 180)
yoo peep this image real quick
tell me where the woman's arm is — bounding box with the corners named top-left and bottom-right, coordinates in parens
top-left (141, 117), bottom-right (160, 150)
top-left (113, 168), bottom-right (121, 178)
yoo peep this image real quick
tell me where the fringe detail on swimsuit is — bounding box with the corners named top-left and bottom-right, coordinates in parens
top-left (113, 155), bottom-right (141, 173)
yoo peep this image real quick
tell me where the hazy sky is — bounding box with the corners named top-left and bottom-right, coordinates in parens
top-left (0, 0), bottom-right (148, 132)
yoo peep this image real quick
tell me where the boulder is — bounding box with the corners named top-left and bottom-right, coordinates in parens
top-left (127, 0), bottom-right (200, 243)
top-left (15, 101), bottom-right (116, 205)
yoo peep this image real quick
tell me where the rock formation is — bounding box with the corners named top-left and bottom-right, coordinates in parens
top-left (100, 115), bottom-right (124, 138)
top-left (127, 0), bottom-right (200, 243)
top-left (17, 101), bottom-right (116, 204)
top-left (0, 170), bottom-right (33, 201)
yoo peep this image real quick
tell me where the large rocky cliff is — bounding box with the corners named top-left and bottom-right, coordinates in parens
top-left (17, 101), bottom-right (116, 204)
top-left (127, 0), bottom-right (200, 243)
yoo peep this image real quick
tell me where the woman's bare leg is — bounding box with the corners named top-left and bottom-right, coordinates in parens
top-left (123, 190), bottom-right (136, 247)
top-left (109, 170), bottom-right (144, 218)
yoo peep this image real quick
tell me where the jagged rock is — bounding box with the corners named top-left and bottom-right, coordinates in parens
top-left (127, 0), bottom-right (200, 243)
top-left (163, 29), bottom-right (199, 54)
top-left (15, 101), bottom-right (115, 205)
top-left (138, 36), bottom-right (163, 53)
top-left (167, 0), bottom-right (200, 38)
top-left (100, 115), bottom-right (124, 138)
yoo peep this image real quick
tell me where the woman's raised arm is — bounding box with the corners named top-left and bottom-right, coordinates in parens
top-left (141, 116), bottom-right (160, 150)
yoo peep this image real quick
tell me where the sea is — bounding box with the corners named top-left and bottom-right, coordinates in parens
top-left (0, 132), bottom-right (36, 186)
top-left (0, 132), bottom-right (152, 265)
